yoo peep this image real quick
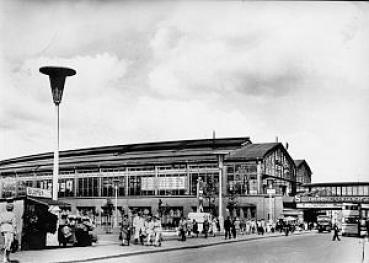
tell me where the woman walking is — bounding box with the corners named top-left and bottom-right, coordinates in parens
top-left (0, 201), bottom-right (17, 263)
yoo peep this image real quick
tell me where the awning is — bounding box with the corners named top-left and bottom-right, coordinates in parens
top-left (27, 197), bottom-right (71, 209)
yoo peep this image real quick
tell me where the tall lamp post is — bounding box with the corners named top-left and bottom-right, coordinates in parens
top-left (40, 66), bottom-right (76, 201)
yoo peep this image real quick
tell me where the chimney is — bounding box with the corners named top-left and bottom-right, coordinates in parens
top-left (212, 130), bottom-right (216, 139)
top-left (286, 142), bottom-right (289, 150)
top-left (275, 136), bottom-right (278, 143)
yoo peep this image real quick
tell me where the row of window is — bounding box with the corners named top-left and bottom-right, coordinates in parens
top-left (308, 185), bottom-right (369, 196)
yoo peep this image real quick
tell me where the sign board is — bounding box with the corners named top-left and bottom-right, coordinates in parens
top-left (295, 196), bottom-right (369, 204)
top-left (267, 188), bottom-right (276, 195)
top-left (296, 203), bottom-right (342, 209)
top-left (26, 187), bottom-right (52, 198)
top-left (141, 177), bottom-right (187, 190)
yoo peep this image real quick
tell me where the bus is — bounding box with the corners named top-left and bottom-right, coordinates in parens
top-left (341, 203), bottom-right (360, 236)
top-left (317, 215), bottom-right (332, 233)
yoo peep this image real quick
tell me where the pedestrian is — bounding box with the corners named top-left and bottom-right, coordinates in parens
top-left (142, 216), bottom-right (150, 245)
top-left (192, 219), bottom-right (199, 238)
top-left (132, 212), bottom-right (144, 245)
top-left (179, 216), bottom-right (187, 241)
top-left (0, 201), bottom-right (17, 263)
top-left (251, 219), bottom-right (256, 234)
top-left (224, 216), bottom-right (231, 240)
top-left (121, 214), bottom-right (130, 246)
top-left (240, 219), bottom-right (245, 235)
top-left (203, 217), bottom-right (210, 238)
top-left (246, 220), bottom-right (251, 235)
top-left (145, 216), bottom-right (155, 246)
top-left (212, 217), bottom-right (218, 237)
top-left (187, 218), bottom-right (193, 237)
top-left (284, 222), bottom-right (290, 236)
top-left (153, 214), bottom-right (162, 247)
top-left (332, 223), bottom-right (340, 241)
top-left (366, 219), bottom-right (369, 241)
top-left (231, 219), bottom-right (237, 239)
top-left (58, 214), bottom-right (71, 247)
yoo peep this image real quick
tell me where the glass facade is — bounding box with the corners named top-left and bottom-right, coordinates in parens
top-left (308, 184), bottom-right (369, 197)
top-left (6, 164), bottom-right (220, 198)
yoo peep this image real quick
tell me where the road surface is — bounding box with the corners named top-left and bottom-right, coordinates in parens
top-left (87, 233), bottom-right (365, 263)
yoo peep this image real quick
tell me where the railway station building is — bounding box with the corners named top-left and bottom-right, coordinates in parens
top-left (0, 137), bottom-right (299, 225)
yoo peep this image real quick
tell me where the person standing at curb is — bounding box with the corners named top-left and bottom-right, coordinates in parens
top-left (179, 216), bottom-right (187, 241)
top-left (133, 211), bottom-right (144, 245)
top-left (0, 201), bottom-right (17, 263)
top-left (203, 217), bottom-right (210, 238)
top-left (231, 218), bottom-right (236, 239)
top-left (192, 220), bottom-right (199, 238)
top-left (153, 215), bottom-right (162, 247)
top-left (187, 218), bottom-right (193, 238)
top-left (211, 217), bottom-right (218, 237)
top-left (224, 216), bottom-right (231, 240)
top-left (121, 214), bottom-right (130, 246)
top-left (332, 223), bottom-right (341, 241)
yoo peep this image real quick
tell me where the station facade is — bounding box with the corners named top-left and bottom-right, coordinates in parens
top-left (0, 137), bottom-right (300, 225)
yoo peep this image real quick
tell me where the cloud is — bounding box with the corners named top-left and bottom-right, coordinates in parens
top-left (0, 1), bottom-right (369, 184)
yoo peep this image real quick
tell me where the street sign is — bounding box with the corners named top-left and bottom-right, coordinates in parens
top-left (26, 187), bottom-right (52, 198)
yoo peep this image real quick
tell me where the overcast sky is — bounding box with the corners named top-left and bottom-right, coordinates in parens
top-left (0, 1), bottom-right (368, 183)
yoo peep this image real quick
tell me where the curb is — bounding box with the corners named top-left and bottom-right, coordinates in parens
top-left (54, 231), bottom-right (314, 263)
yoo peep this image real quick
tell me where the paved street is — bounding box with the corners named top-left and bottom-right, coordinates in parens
top-left (87, 234), bottom-right (366, 263)
top-left (9, 231), bottom-right (369, 263)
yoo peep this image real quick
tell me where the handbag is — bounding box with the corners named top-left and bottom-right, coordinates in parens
top-left (10, 238), bottom-right (19, 253)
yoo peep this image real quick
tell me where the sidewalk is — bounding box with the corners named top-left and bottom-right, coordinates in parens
top-left (12, 231), bottom-right (315, 263)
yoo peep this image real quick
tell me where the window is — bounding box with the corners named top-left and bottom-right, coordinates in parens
top-left (128, 175), bottom-right (141, 196)
top-left (78, 177), bottom-right (99, 197)
top-left (102, 177), bottom-right (124, 197)
top-left (336, 186), bottom-right (341, 196)
top-left (332, 187), bottom-right (337, 196)
top-left (346, 186), bottom-right (353, 196)
top-left (352, 186), bottom-right (358, 196)
top-left (358, 186), bottom-right (364, 196)
top-left (364, 186), bottom-right (369, 196)
top-left (341, 186), bottom-right (347, 196)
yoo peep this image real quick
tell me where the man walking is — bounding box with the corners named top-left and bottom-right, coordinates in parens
top-left (332, 223), bottom-right (340, 241)
top-left (179, 217), bottom-right (187, 241)
top-left (224, 216), bottom-right (231, 239)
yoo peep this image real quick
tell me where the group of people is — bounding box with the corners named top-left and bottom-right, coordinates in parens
top-left (178, 217), bottom-right (219, 241)
top-left (224, 217), bottom-right (277, 239)
top-left (58, 214), bottom-right (97, 247)
top-left (120, 212), bottom-right (162, 247)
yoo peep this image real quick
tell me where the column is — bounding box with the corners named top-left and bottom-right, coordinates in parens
top-left (218, 155), bottom-right (224, 231)
top-left (125, 167), bottom-right (129, 196)
top-left (257, 160), bottom-right (263, 194)
top-left (154, 166), bottom-right (158, 196)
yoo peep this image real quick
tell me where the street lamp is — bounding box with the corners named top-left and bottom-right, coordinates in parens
top-left (40, 66), bottom-right (76, 201)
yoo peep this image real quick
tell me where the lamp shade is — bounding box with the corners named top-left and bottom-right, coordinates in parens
top-left (39, 66), bottom-right (76, 105)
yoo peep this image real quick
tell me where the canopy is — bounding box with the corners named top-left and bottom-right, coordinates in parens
top-left (27, 197), bottom-right (71, 209)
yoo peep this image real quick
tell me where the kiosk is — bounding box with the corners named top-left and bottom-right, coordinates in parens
top-left (0, 187), bottom-right (70, 250)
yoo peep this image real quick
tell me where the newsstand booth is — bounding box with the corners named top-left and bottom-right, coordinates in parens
top-left (0, 194), bottom-right (70, 250)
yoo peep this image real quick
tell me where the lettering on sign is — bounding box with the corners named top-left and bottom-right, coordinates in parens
top-left (296, 203), bottom-right (342, 209)
top-left (295, 196), bottom-right (369, 203)
top-left (26, 187), bottom-right (52, 198)
top-left (141, 177), bottom-right (187, 190)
